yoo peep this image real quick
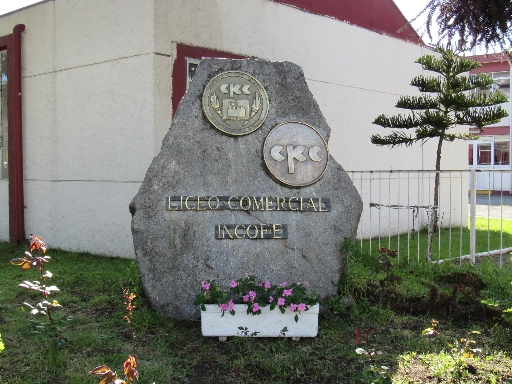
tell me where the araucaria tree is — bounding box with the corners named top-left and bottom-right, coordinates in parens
top-left (371, 46), bottom-right (508, 261)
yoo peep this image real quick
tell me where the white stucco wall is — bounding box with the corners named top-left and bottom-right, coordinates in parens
top-left (0, 0), bottom-right (161, 256)
top-left (0, 0), bottom-right (468, 255)
top-left (156, 0), bottom-right (466, 172)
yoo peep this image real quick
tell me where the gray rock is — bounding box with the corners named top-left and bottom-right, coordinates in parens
top-left (130, 59), bottom-right (362, 319)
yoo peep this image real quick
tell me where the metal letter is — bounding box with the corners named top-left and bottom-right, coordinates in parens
top-left (271, 145), bottom-right (286, 161)
top-left (309, 146), bottom-right (322, 162)
top-left (286, 145), bottom-right (306, 174)
top-left (235, 224), bottom-right (246, 239)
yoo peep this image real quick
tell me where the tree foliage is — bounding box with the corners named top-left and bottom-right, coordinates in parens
top-left (371, 46), bottom-right (508, 261)
top-left (372, 47), bottom-right (508, 148)
top-left (411, 0), bottom-right (512, 52)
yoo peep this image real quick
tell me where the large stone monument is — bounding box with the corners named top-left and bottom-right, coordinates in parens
top-left (130, 59), bottom-right (362, 319)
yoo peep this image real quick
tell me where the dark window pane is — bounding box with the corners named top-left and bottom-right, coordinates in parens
top-left (495, 141), bottom-right (510, 165)
top-left (477, 143), bottom-right (492, 165)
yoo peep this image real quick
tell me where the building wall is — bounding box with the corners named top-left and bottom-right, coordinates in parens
top-left (157, 0), bottom-right (467, 172)
top-left (0, 0), bottom-right (467, 256)
top-left (0, 0), bottom-right (159, 256)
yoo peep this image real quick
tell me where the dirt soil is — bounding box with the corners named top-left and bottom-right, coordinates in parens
top-left (363, 271), bottom-right (503, 323)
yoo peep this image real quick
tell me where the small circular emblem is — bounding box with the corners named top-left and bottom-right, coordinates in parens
top-left (263, 122), bottom-right (329, 187)
top-left (202, 71), bottom-right (269, 136)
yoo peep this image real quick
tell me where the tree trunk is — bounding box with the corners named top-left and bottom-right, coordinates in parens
top-left (427, 135), bottom-right (443, 262)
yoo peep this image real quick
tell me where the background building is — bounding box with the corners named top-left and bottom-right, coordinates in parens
top-left (468, 54), bottom-right (511, 194)
top-left (0, 0), bottom-right (468, 257)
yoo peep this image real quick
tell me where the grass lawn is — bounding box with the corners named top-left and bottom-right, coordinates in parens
top-left (0, 239), bottom-right (511, 383)
top-left (360, 217), bottom-right (512, 264)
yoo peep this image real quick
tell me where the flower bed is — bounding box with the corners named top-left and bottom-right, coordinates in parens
top-left (195, 274), bottom-right (319, 339)
top-left (201, 303), bottom-right (319, 339)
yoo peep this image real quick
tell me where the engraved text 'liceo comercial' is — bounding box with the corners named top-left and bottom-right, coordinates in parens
top-left (167, 196), bottom-right (330, 212)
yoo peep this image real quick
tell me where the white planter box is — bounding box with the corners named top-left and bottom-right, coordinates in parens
top-left (201, 304), bottom-right (319, 340)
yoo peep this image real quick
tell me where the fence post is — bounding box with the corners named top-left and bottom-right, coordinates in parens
top-left (469, 168), bottom-right (476, 265)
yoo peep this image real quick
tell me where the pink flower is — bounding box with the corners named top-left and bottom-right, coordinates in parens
top-left (243, 294), bottom-right (249, 302)
top-left (283, 289), bottom-right (292, 297)
top-left (219, 303), bottom-right (228, 311)
top-left (230, 280), bottom-right (238, 288)
top-left (248, 291), bottom-right (257, 301)
top-left (228, 300), bottom-right (235, 311)
top-left (298, 303), bottom-right (307, 312)
top-left (201, 282), bottom-right (210, 291)
top-left (269, 296), bottom-right (274, 303)
top-left (264, 281), bottom-right (271, 289)
top-left (277, 297), bottom-right (285, 306)
top-left (290, 303), bottom-right (298, 312)
top-left (252, 303), bottom-right (260, 312)
top-left (280, 282), bottom-right (287, 287)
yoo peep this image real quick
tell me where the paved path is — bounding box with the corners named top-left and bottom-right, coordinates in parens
top-left (473, 194), bottom-right (512, 220)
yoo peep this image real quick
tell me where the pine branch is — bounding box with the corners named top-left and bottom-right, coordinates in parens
top-left (415, 49), bottom-right (481, 76)
top-left (411, 76), bottom-right (442, 93)
top-left (415, 127), bottom-right (441, 141)
top-left (396, 95), bottom-right (439, 110)
top-left (417, 110), bottom-right (451, 130)
top-left (468, 73), bottom-right (495, 89)
top-left (455, 106), bottom-right (509, 128)
top-left (442, 133), bottom-right (457, 142)
top-left (454, 133), bottom-right (481, 141)
top-left (372, 114), bottom-right (421, 128)
top-left (450, 91), bottom-right (508, 111)
top-left (371, 132), bottom-right (416, 147)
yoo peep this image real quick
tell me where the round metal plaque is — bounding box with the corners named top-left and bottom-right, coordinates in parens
top-left (263, 122), bottom-right (329, 187)
top-left (202, 71), bottom-right (269, 136)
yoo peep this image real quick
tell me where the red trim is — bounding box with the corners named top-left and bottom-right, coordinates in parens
top-left (172, 45), bottom-right (246, 116)
top-left (488, 190), bottom-right (511, 196)
top-left (470, 61), bottom-right (510, 74)
top-left (469, 53), bottom-right (510, 64)
top-left (272, 0), bottom-right (421, 43)
top-left (469, 54), bottom-right (510, 73)
top-left (0, 25), bottom-right (25, 243)
top-left (470, 126), bottom-right (509, 136)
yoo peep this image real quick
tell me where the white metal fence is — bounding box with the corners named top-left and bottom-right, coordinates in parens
top-left (347, 169), bottom-right (512, 266)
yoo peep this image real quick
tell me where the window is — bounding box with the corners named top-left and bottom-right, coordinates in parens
top-left (477, 143), bottom-right (492, 165)
top-left (0, 50), bottom-right (7, 179)
top-left (186, 58), bottom-right (200, 90)
top-left (475, 71), bottom-right (510, 100)
top-left (469, 141), bottom-right (510, 166)
top-left (494, 141), bottom-right (510, 165)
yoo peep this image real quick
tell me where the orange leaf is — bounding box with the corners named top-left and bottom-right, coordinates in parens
top-left (88, 365), bottom-right (117, 384)
top-left (89, 365), bottom-right (113, 375)
top-left (123, 355), bottom-right (138, 381)
top-left (10, 258), bottom-right (32, 270)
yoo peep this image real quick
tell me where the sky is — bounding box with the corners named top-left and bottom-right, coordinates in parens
top-left (0, 0), bottom-right (42, 16)
top-left (0, 0), bottom-right (430, 23)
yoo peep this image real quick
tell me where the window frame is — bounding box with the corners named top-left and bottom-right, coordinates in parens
top-left (0, 24), bottom-right (25, 243)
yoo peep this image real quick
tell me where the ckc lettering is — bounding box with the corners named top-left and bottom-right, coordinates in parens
top-left (270, 145), bottom-right (322, 173)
